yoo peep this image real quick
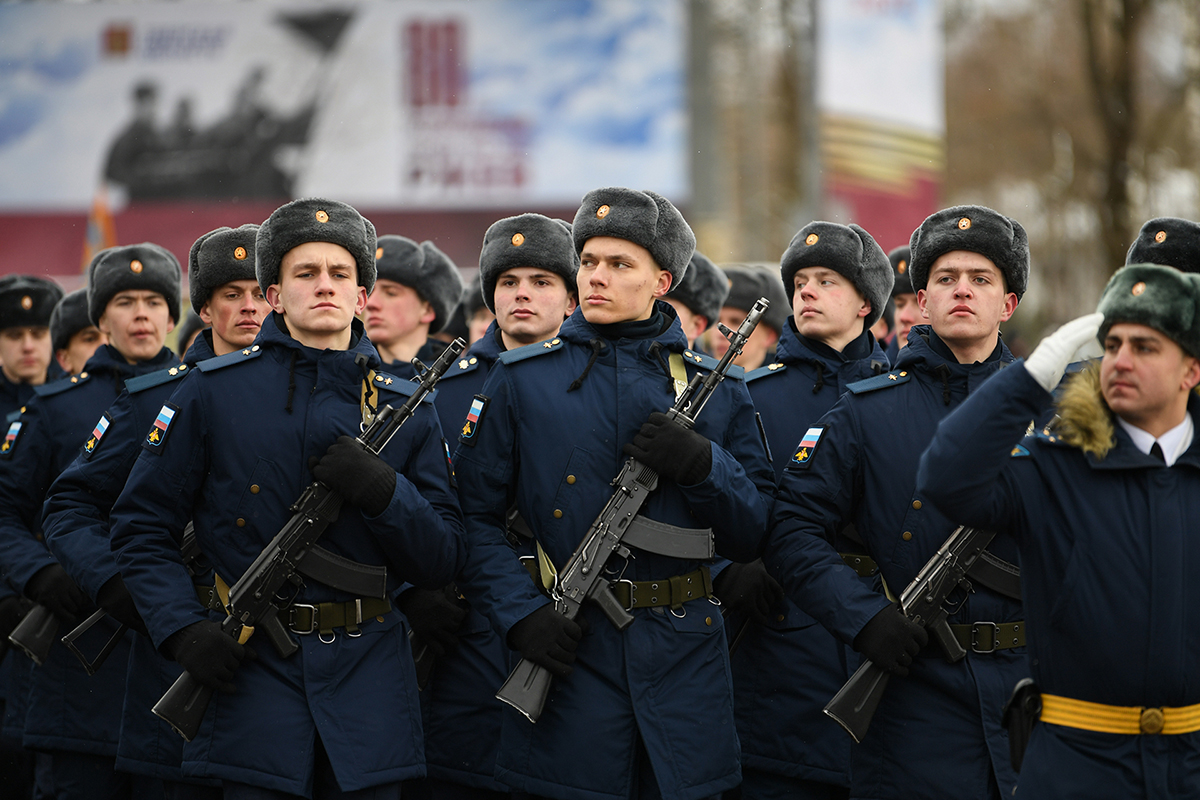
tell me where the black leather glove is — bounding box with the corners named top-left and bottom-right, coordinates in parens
top-left (310, 435), bottom-right (397, 517)
top-left (0, 595), bottom-right (28, 639)
top-left (25, 564), bottom-right (88, 622)
top-left (397, 587), bottom-right (468, 658)
top-left (622, 412), bottom-right (713, 486)
top-left (164, 620), bottom-right (256, 694)
top-left (95, 575), bottom-right (148, 637)
top-left (853, 605), bottom-right (928, 677)
top-left (507, 604), bottom-right (585, 678)
top-left (712, 560), bottom-right (784, 624)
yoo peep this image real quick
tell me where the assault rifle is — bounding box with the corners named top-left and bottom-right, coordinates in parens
top-left (824, 524), bottom-right (996, 742)
top-left (153, 338), bottom-right (465, 742)
top-left (495, 299), bottom-right (769, 723)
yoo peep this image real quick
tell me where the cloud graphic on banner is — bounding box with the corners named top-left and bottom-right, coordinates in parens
top-left (0, 95), bottom-right (47, 149)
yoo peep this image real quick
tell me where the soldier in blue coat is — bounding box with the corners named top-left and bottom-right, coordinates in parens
top-left (765, 206), bottom-right (1032, 799)
top-left (663, 250), bottom-right (728, 350)
top-left (413, 213), bottom-right (578, 800)
top-left (365, 235), bottom-right (463, 380)
top-left (0, 244), bottom-right (181, 799)
top-left (883, 245), bottom-right (919, 364)
top-left (43, 224), bottom-right (268, 799)
top-left (918, 264), bottom-right (1200, 798)
top-left (725, 221), bottom-right (892, 800)
top-left (0, 275), bottom-right (63, 794)
top-left (51, 288), bottom-right (108, 377)
top-left (110, 198), bottom-right (464, 799)
top-left (454, 187), bottom-right (775, 800)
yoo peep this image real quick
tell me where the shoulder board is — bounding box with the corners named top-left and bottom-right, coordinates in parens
top-left (197, 345), bottom-right (263, 373)
top-left (443, 354), bottom-right (485, 378)
top-left (498, 336), bottom-right (564, 365)
top-left (680, 349), bottom-right (745, 380)
top-left (847, 370), bottom-right (912, 395)
top-left (369, 371), bottom-right (435, 404)
top-left (125, 362), bottom-right (193, 394)
top-left (34, 371), bottom-right (93, 397)
top-left (745, 362), bottom-right (786, 383)
top-left (6, 409), bottom-right (21, 423)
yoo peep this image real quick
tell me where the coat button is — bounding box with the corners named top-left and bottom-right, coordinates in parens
top-left (776, 613), bottom-right (785, 622)
top-left (553, 509), bottom-right (563, 519)
top-left (705, 617), bottom-right (713, 626)
top-left (566, 475), bottom-right (576, 484)
top-left (902, 531), bottom-right (913, 541)
top-left (250, 485), bottom-right (260, 494)
top-left (376, 616), bottom-right (385, 623)
top-left (236, 518), bottom-right (246, 527)
top-left (912, 500), bottom-right (922, 510)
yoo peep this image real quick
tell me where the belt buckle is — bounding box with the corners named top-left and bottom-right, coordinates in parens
top-left (288, 603), bottom-right (319, 634)
top-left (971, 621), bottom-right (999, 653)
top-left (614, 579), bottom-right (636, 611)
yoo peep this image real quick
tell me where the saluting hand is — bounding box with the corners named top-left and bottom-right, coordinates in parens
top-left (623, 412), bottom-right (713, 486)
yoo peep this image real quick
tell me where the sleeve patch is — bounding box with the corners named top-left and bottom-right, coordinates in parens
top-left (458, 394), bottom-right (489, 446)
top-left (142, 403), bottom-right (180, 454)
top-left (1010, 444), bottom-right (1030, 458)
top-left (83, 412), bottom-right (112, 459)
top-left (0, 420), bottom-right (23, 458)
top-left (790, 425), bottom-right (825, 468)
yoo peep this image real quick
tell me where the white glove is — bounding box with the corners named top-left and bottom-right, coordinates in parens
top-left (1024, 312), bottom-right (1106, 392)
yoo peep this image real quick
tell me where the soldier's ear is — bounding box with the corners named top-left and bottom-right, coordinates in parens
top-left (653, 269), bottom-right (673, 298)
top-left (265, 285), bottom-right (284, 314)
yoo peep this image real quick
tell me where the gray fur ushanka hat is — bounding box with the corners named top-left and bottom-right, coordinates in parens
top-left (1126, 217), bottom-right (1200, 273)
top-left (50, 288), bottom-right (91, 352)
top-left (888, 245), bottom-right (914, 297)
top-left (722, 264), bottom-right (792, 334)
top-left (374, 235), bottom-right (464, 334)
top-left (86, 243), bottom-right (182, 325)
top-left (0, 275), bottom-right (63, 331)
top-left (479, 214), bottom-right (578, 313)
top-left (666, 251), bottom-right (729, 328)
top-left (188, 224), bottom-right (260, 313)
top-left (256, 197), bottom-right (377, 293)
top-left (908, 205), bottom-right (1029, 300)
top-left (572, 187), bottom-right (696, 284)
top-left (1097, 263), bottom-right (1200, 359)
top-left (780, 221), bottom-right (894, 328)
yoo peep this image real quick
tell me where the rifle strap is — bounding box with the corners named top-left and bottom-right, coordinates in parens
top-left (668, 352), bottom-right (688, 400)
top-left (535, 541), bottom-right (558, 593)
top-left (360, 370), bottom-right (379, 427)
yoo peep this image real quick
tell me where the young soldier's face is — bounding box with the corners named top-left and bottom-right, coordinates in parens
top-left (270, 242), bottom-right (367, 344)
top-left (56, 326), bottom-right (106, 375)
top-left (467, 305), bottom-right (495, 345)
top-left (893, 293), bottom-right (920, 349)
top-left (577, 237), bottom-right (672, 325)
top-left (0, 326), bottom-right (51, 383)
top-left (708, 306), bottom-right (779, 370)
top-left (364, 279), bottom-right (433, 347)
top-left (200, 279), bottom-right (268, 354)
top-left (98, 290), bottom-right (174, 363)
top-left (493, 267), bottom-right (577, 345)
top-left (917, 251), bottom-right (1016, 351)
top-left (1101, 322), bottom-right (1200, 429)
top-left (791, 266), bottom-right (870, 349)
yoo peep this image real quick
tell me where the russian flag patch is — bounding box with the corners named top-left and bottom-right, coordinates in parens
top-left (790, 425), bottom-right (825, 469)
top-left (458, 395), bottom-right (488, 446)
top-left (0, 420), bottom-right (23, 458)
top-left (144, 403), bottom-right (179, 452)
top-left (83, 412), bottom-right (112, 458)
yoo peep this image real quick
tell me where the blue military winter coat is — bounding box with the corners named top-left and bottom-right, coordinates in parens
top-left (454, 301), bottom-right (776, 800)
top-left (41, 331), bottom-right (216, 783)
top-left (425, 320), bottom-right (512, 792)
top-left (765, 325), bottom-right (1028, 799)
top-left (0, 343), bottom-right (176, 756)
top-left (918, 362), bottom-right (1200, 799)
top-left (735, 320), bottom-right (886, 788)
top-left (110, 314), bottom-right (465, 797)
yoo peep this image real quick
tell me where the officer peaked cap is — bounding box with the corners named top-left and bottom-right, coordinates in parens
top-left (0, 275), bottom-right (63, 331)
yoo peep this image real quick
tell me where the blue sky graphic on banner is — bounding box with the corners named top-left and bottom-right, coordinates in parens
top-left (0, 0), bottom-right (686, 210)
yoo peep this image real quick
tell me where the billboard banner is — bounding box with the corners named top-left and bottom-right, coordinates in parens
top-left (0, 0), bottom-right (686, 212)
top-left (817, 0), bottom-right (944, 249)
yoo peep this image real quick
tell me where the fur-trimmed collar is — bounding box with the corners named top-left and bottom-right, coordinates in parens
top-left (1051, 362), bottom-right (1116, 458)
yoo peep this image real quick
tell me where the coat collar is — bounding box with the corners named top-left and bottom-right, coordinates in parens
top-left (558, 300), bottom-right (690, 354)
